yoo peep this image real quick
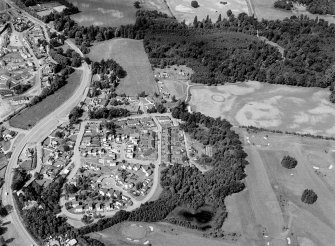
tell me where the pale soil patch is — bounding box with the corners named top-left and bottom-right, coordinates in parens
top-left (89, 39), bottom-right (158, 96)
top-left (190, 81), bottom-right (335, 137)
top-left (167, 0), bottom-right (248, 24)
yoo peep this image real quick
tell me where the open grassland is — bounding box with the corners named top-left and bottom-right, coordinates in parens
top-left (189, 81), bottom-right (335, 137)
top-left (68, 0), bottom-right (171, 27)
top-left (68, 0), bottom-right (137, 26)
top-left (166, 0), bottom-right (248, 24)
top-left (89, 39), bottom-right (158, 96)
top-left (251, 0), bottom-right (335, 23)
top-left (89, 221), bottom-right (237, 246)
top-left (224, 129), bottom-right (335, 246)
top-left (9, 70), bottom-right (82, 129)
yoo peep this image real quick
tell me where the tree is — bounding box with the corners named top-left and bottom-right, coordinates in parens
top-left (63, 145), bottom-right (70, 152)
top-left (138, 91), bottom-right (147, 97)
top-left (281, 156), bottom-right (297, 169)
top-left (227, 9), bottom-right (233, 17)
top-left (55, 131), bottom-right (64, 138)
top-left (330, 91), bottom-right (335, 103)
top-left (191, 1), bottom-right (199, 8)
top-left (193, 16), bottom-right (198, 28)
top-left (134, 1), bottom-right (141, 8)
top-left (301, 189), bottom-right (318, 204)
top-left (136, 182), bottom-right (143, 190)
top-left (217, 14), bottom-right (222, 23)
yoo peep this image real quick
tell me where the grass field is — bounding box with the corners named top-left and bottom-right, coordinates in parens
top-left (89, 38), bottom-right (158, 96)
top-left (167, 0), bottom-right (248, 24)
top-left (89, 221), bottom-right (237, 246)
top-left (189, 81), bottom-right (335, 137)
top-left (68, 0), bottom-right (171, 27)
top-left (9, 70), bottom-right (83, 129)
top-left (68, 0), bottom-right (137, 26)
top-left (224, 128), bottom-right (335, 246)
top-left (251, 0), bottom-right (335, 23)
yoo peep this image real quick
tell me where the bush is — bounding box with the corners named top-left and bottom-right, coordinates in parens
top-left (191, 1), bottom-right (199, 8)
top-left (301, 189), bottom-right (318, 204)
top-left (281, 156), bottom-right (297, 169)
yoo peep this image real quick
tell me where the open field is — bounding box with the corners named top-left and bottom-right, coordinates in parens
top-left (68, 0), bottom-right (170, 27)
top-left (223, 129), bottom-right (335, 246)
top-left (89, 221), bottom-right (237, 246)
top-left (9, 70), bottom-right (82, 129)
top-left (89, 38), bottom-right (158, 96)
top-left (189, 81), bottom-right (335, 137)
top-left (251, 0), bottom-right (335, 23)
top-left (167, 0), bottom-right (248, 24)
top-left (68, 0), bottom-right (137, 26)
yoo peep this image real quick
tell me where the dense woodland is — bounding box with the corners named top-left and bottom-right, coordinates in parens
top-left (144, 30), bottom-right (281, 84)
top-left (14, 176), bottom-right (75, 241)
top-left (92, 59), bottom-right (127, 81)
top-left (88, 108), bottom-right (130, 119)
top-left (274, 0), bottom-right (335, 15)
top-left (50, 48), bottom-right (82, 68)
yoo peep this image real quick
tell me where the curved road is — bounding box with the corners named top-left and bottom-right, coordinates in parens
top-left (1, 3), bottom-right (91, 241)
top-left (2, 61), bottom-right (91, 245)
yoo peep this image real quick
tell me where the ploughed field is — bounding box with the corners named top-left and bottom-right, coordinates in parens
top-left (189, 81), bottom-right (335, 137)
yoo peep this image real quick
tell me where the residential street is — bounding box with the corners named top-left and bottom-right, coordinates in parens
top-left (1, 61), bottom-right (91, 245)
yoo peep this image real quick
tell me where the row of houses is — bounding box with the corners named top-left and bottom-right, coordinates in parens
top-left (162, 126), bottom-right (186, 164)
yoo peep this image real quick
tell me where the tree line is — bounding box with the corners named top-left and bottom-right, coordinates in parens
top-left (29, 66), bottom-right (74, 106)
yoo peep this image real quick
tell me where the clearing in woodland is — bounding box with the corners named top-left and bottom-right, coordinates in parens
top-left (89, 38), bottom-right (158, 97)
